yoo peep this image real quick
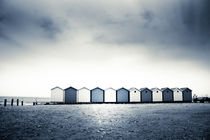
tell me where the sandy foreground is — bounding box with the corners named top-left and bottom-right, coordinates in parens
top-left (0, 103), bottom-right (210, 139)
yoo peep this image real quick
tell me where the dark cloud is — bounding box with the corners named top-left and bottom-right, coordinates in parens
top-left (97, 1), bottom-right (210, 46)
top-left (40, 18), bottom-right (61, 39)
top-left (0, 0), bottom-right (62, 55)
top-left (0, 0), bottom-right (209, 66)
top-left (142, 11), bottom-right (154, 24)
top-left (88, 0), bottom-right (210, 65)
top-left (0, 0), bottom-right (209, 97)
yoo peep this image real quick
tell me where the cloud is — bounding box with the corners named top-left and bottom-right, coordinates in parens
top-left (84, 0), bottom-right (210, 65)
top-left (0, 0), bottom-right (209, 65)
top-left (0, 0), bottom-right (64, 58)
top-left (0, 0), bottom-right (209, 97)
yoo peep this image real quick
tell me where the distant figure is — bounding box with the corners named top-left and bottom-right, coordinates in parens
top-left (193, 94), bottom-right (198, 103)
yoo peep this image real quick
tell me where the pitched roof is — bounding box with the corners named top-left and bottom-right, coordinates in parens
top-left (140, 87), bottom-right (151, 92)
top-left (79, 87), bottom-right (90, 90)
top-left (151, 88), bottom-right (161, 91)
top-left (140, 87), bottom-right (147, 90)
top-left (117, 87), bottom-right (129, 91)
top-left (129, 87), bottom-right (140, 91)
top-left (171, 88), bottom-right (181, 91)
top-left (65, 86), bottom-right (77, 91)
top-left (105, 87), bottom-right (116, 91)
top-left (180, 87), bottom-right (192, 91)
top-left (51, 86), bottom-right (63, 90)
top-left (91, 87), bottom-right (104, 91)
top-left (161, 87), bottom-right (172, 92)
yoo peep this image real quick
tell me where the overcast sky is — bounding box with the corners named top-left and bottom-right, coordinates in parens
top-left (0, 0), bottom-right (209, 97)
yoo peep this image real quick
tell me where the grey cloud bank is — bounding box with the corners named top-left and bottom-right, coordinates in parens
top-left (0, 0), bottom-right (209, 97)
top-left (0, 0), bottom-right (209, 65)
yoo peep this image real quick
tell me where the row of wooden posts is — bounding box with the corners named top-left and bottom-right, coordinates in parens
top-left (33, 102), bottom-right (38, 106)
top-left (3, 99), bottom-right (39, 106)
top-left (3, 99), bottom-right (23, 107)
top-left (3, 98), bottom-right (46, 107)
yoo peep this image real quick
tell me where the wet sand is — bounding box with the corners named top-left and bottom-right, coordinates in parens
top-left (0, 103), bottom-right (210, 139)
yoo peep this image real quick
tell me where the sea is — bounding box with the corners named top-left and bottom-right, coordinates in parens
top-left (0, 96), bottom-right (51, 106)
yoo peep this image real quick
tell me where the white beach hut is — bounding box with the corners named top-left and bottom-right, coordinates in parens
top-left (151, 88), bottom-right (162, 102)
top-left (64, 86), bottom-right (77, 103)
top-left (129, 88), bottom-right (141, 102)
top-left (181, 88), bottom-right (192, 102)
top-left (161, 88), bottom-right (173, 102)
top-left (171, 88), bottom-right (183, 102)
top-left (51, 86), bottom-right (64, 103)
top-left (140, 88), bottom-right (152, 102)
top-left (77, 87), bottom-right (90, 103)
top-left (105, 88), bottom-right (116, 103)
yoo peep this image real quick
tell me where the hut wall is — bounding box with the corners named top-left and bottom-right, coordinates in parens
top-left (152, 90), bottom-right (162, 102)
top-left (141, 90), bottom-right (152, 102)
top-left (65, 88), bottom-right (77, 103)
top-left (162, 90), bottom-right (173, 102)
top-left (78, 88), bottom-right (90, 103)
top-left (91, 88), bottom-right (104, 102)
top-left (51, 88), bottom-right (64, 102)
top-left (105, 89), bottom-right (116, 102)
top-left (183, 90), bottom-right (192, 102)
top-left (117, 89), bottom-right (129, 102)
top-left (130, 89), bottom-right (141, 102)
top-left (173, 90), bottom-right (183, 101)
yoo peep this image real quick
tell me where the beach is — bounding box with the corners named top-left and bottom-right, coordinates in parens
top-left (0, 103), bottom-right (210, 139)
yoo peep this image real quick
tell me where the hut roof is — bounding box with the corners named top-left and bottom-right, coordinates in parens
top-left (79, 87), bottom-right (90, 91)
top-left (51, 86), bottom-right (63, 90)
top-left (151, 88), bottom-right (161, 91)
top-left (140, 88), bottom-right (151, 92)
top-left (65, 86), bottom-right (77, 91)
top-left (117, 87), bottom-right (129, 91)
top-left (180, 87), bottom-right (192, 91)
top-left (171, 88), bottom-right (181, 91)
top-left (161, 87), bottom-right (172, 92)
top-left (105, 87), bottom-right (116, 91)
top-left (91, 87), bottom-right (104, 91)
top-left (129, 87), bottom-right (140, 91)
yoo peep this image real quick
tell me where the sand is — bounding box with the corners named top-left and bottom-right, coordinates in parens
top-left (0, 103), bottom-right (210, 139)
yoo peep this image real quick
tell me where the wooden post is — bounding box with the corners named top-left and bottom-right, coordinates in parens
top-left (4, 99), bottom-right (7, 107)
top-left (17, 99), bottom-right (19, 106)
top-left (21, 101), bottom-right (23, 106)
top-left (11, 99), bottom-right (14, 106)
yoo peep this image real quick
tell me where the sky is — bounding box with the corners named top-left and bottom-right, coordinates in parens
top-left (0, 0), bottom-right (209, 97)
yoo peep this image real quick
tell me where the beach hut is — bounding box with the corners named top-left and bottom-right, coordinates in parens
top-left (129, 88), bottom-right (141, 102)
top-left (116, 88), bottom-right (129, 103)
top-left (51, 87), bottom-right (64, 103)
top-left (105, 88), bottom-right (116, 103)
top-left (171, 88), bottom-right (183, 102)
top-left (161, 88), bottom-right (173, 102)
top-left (181, 88), bottom-right (192, 102)
top-left (91, 87), bottom-right (104, 103)
top-left (64, 86), bottom-right (77, 103)
top-left (77, 87), bottom-right (90, 103)
top-left (140, 88), bottom-right (152, 102)
top-left (151, 88), bottom-right (162, 102)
